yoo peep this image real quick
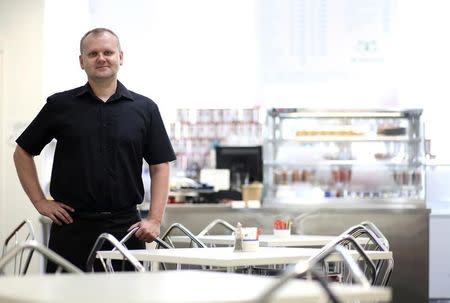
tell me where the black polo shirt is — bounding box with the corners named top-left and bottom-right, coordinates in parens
top-left (16, 81), bottom-right (176, 211)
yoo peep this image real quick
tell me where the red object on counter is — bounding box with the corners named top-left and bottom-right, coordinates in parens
top-left (273, 219), bottom-right (290, 230)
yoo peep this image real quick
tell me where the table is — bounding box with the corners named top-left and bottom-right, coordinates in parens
top-left (171, 234), bottom-right (373, 248)
top-left (97, 247), bottom-right (393, 271)
top-left (0, 271), bottom-right (391, 303)
top-left (195, 234), bottom-right (342, 247)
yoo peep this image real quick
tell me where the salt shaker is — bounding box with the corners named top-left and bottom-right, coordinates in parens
top-left (234, 222), bottom-right (243, 252)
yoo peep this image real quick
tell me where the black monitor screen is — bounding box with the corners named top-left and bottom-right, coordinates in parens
top-left (215, 146), bottom-right (263, 189)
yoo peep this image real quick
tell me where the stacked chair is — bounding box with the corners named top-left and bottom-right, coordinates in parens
top-left (258, 221), bottom-right (392, 303)
top-left (197, 219), bottom-right (236, 236)
top-left (86, 228), bottom-right (146, 273)
top-left (258, 244), bottom-right (373, 303)
top-left (0, 219), bottom-right (82, 275)
top-left (157, 222), bottom-right (206, 249)
top-left (197, 219), bottom-right (236, 248)
top-left (340, 222), bottom-right (393, 286)
top-left (90, 226), bottom-right (172, 272)
top-left (1, 219), bottom-right (36, 275)
top-left (156, 222), bottom-right (206, 270)
top-left (308, 221), bottom-right (393, 287)
top-left (85, 222), bottom-right (204, 273)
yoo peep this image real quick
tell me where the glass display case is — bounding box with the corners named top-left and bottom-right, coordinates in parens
top-left (263, 108), bottom-right (425, 205)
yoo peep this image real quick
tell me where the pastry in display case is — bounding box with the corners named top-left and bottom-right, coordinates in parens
top-left (263, 108), bottom-right (425, 204)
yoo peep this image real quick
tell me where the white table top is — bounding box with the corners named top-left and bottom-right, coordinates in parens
top-left (195, 234), bottom-right (340, 247)
top-left (171, 234), bottom-right (373, 248)
top-left (0, 271), bottom-right (391, 303)
top-left (98, 247), bottom-right (393, 268)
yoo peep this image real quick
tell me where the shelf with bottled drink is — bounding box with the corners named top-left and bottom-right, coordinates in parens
top-left (263, 108), bottom-right (425, 204)
top-left (169, 108), bottom-right (263, 180)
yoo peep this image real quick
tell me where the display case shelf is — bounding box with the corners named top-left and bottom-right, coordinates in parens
top-left (266, 136), bottom-right (418, 142)
top-left (264, 160), bottom-right (423, 167)
top-left (263, 108), bottom-right (425, 204)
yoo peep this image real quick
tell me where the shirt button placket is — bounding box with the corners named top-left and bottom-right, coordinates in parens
top-left (103, 103), bottom-right (115, 208)
top-left (99, 103), bottom-right (108, 203)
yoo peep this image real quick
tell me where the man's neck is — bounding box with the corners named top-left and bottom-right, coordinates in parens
top-left (89, 78), bottom-right (118, 102)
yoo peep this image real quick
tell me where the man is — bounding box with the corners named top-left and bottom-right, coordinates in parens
top-left (13, 28), bottom-right (175, 272)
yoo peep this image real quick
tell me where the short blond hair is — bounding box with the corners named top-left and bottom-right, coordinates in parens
top-left (80, 28), bottom-right (121, 54)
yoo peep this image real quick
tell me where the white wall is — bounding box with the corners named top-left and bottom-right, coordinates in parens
top-left (42, 0), bottom-right (258, 124)
top-left (0, 40), bottom-right (4, 247)
top-left (396, 0), bottom-right (450, 161)
top-left (41, 0), bottom-right (445, 139)
top-left (0, 0), bottom-right (45, 272)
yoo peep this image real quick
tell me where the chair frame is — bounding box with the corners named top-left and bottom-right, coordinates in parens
top-left (0, 240), bottom-right (82, 274)
top-left (342, 224), bottom-right (393, 286)
top-left (360, 221), bottom-right (390, 249)
top-left (258, 244), bottom-right (372, 303)
top-left (86, 233), bottom-right (145, 273)
top-left (118, 227), bottom-right (171, 249)
top-left (157, 223), bottom-right (207, 271)
top-left (314, 233), bottom-right (377, 285)
top-left (1, 220), bottom-right (36, 275)
top-left (158, 223), bottom-right (207, 249)
top-left (197, 219), bottom-right (236, 236)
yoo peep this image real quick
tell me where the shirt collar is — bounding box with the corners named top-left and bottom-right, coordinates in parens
top-left (75, 80), bottom-right (135, 101)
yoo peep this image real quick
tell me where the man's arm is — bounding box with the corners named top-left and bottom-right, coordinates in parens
top-left (13, 145), bottom-right (74, 225)
top-left (130, 162), bottom-right (170, 242)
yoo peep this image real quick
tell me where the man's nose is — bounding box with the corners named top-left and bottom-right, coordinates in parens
top-left (97, 53), bottom-right (106, 62)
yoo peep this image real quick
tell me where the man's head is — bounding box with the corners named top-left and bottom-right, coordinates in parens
top-left (80, 28), bottom-right (121, 54)
top-left (79, 28), bottom-right (123, 82)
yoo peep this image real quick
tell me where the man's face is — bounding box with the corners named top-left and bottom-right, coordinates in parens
top-left (79, 32), bottom-right (123, 82)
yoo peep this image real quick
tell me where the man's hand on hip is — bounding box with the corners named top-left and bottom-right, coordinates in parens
top-left (35, 198), bottom-right (74, 225)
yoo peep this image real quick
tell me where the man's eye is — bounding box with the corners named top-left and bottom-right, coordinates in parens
top-left (87, 52), bottom-right (97, 58)
top-left (104, 51), bottom-right (114, 56)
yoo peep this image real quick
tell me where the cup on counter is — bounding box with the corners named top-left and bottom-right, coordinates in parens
top-left (242, 182), bottom-right (263, 202)
top-left (273, 228), bottom-right (291, 238)
top-left (273, 219), bottom-right (291, 237)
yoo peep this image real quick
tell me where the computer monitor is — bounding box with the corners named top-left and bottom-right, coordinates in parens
top-left (215, 146), bottom-right (263, 190)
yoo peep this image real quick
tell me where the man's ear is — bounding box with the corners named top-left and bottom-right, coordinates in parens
top-left (79, 55), bottom-right (85, 70)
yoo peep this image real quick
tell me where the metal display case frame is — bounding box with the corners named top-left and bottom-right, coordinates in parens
top-left (263, 108), bottom-right (425, 206)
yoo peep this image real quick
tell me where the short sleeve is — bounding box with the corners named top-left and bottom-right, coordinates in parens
top-left (16, 102), bottom-right (56, 156)
top-left (143, 102), bottom-right (176, 165)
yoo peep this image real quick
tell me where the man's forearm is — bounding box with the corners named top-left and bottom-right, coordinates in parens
top-left (13, 145), bottom-right (46, 206)
top-left (148, 162), bottom-right (170, 223)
